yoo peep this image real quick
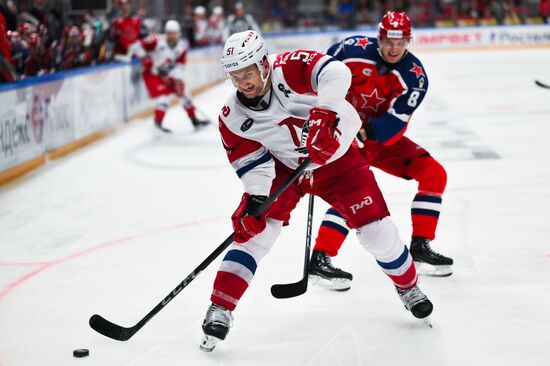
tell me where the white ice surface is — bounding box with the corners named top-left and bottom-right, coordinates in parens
top-left (1, 48), bottom-right (550, 366)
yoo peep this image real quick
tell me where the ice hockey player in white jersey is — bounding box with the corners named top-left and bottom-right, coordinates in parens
top-left (129, 20), bottom-right (209, 132)
top-left (199, 31), bottom-right (434, 352)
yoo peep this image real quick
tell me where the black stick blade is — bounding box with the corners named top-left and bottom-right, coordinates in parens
top-left (89, 314), bottom-right (135, 341)
top-left (535, 80), bottom-right (550, 89)
top-left (270, 279), bottom-right (308, 299)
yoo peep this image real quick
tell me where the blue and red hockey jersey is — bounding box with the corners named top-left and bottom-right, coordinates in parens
top-left (327, 35), bottom-right (428, 145)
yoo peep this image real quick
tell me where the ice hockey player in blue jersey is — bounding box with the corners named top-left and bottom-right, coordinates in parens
top-left (309, 12), bottom-right (454, 291)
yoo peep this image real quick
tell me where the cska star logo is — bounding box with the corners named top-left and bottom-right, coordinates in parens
top-left (354, 37), bottom-right (372, 49)
top-left (360, 88), bottom-right (385, 112)
top-left (409, 63), bottom-right (424, 78)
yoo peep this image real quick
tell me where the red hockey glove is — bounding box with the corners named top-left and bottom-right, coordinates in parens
top-left (231, 193), bottom-right (268, 244)
top-left (306, 107), bottom-right (341, 165)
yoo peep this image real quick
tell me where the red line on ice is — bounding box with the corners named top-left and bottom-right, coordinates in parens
top-left (0, 216), bottom-right (225, 301)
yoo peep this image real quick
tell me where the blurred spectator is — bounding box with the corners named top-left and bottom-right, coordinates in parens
top-left (28, 0), bottom-right (46, 25)
top-left (59, 26), bottom-right (93, 70)
top-left (541, 0), bottom-right (550, 23)
top-left (138, 6), bottom-right (158, 35)
top-left (109, 0), bottom-right (144, 60)
top-left (19, 23), bottom-right (43, 76)
top-left (337, 0), bottom-right (355, 29)
top-left (193, 5), bottom-right (209, 46)
top-left (0, 9), bottom-right (16, 82)
top-left (19, 0), bottom-right (63, 49)
top-left (0, 0), bottom-right (17, 31)
top-left (505, 0), bottom-right (522, 24)
top-left (8, 28), bottom-right (29, 76)
top-left (491, 0), bottom-right (506, 24)
top-left (181, 2), bottom-right (195, 47)
top-left (208, 6), bottom-right (225, 44)
top-left (224, 2), bottom-right (260, 40)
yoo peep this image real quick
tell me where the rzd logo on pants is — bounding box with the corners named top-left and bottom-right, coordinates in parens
top-left (350, 196), bottom-right (373, 214)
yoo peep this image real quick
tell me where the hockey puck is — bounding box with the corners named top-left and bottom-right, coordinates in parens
top-left (73, 349), bottom-right (89, 358)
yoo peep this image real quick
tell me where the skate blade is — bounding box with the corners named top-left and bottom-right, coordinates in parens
top-left (422, 316), bottom-right (433, 328)
top-left (308, 275), bottom-right (351, 291)
top-left (414, 262), bottom-right (452, 277)
top-left (199, 335), bottom-right (221, 352)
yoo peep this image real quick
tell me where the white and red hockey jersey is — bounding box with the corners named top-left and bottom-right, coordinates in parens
top-left (129, 34), bottom-right (188, 81)
top-left (219, 50), bottom-right (362, 196)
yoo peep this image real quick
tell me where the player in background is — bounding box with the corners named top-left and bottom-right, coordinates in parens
top-left (207, 6), bottom-right (225, 44)
top-left (223, 2), bottom-right (260, 40)
top-left (193, 6), bottom-right (210, 46)
top-left (199, 30), bottom-right (433, 352)
top-left (308, 12), bottom-right (453, 291)
top-left (109, 0), bottom-right (144, 60)
top-left (129, 20), bottom-right (210, 132)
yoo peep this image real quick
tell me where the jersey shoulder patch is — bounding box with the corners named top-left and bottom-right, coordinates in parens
top-left (219, 94), bottom-right (249, 132)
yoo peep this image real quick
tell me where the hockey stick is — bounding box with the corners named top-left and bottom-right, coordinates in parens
top-left (535, 80), bottom-right (550, 89)
top-left (89, 158), bottom-right (312, 341)
top-left (270, 194), bottom-right (314, 299)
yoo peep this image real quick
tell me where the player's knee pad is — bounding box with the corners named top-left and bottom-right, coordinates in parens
top-left (356, 217), bottom-right (403, 261)
top-left (237, 218), bottom-right (283, 262)
top-left (409, 156), bottom-right (447, 194)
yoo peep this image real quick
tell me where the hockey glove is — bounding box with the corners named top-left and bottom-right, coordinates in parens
top-left (356, 124), bottom-right (375, 142)
top-left (306, 107), bottom-right (341, 165)
top-left (157, 63), bottom-right (174, 77)
top-left (231, 193), bottom-right (268, 244)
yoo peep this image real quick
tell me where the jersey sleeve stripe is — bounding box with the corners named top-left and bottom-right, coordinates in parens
top-left (234, 151), bottom-right (273, 178)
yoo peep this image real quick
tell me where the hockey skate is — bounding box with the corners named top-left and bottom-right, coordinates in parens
top-left (191, 117), bottom-right (211, 130)
top-left (410, 237), bottom-right (453, 277)
top-left (154, 121), bottom-right (172, 133)
top-left (200, 303), bottom-right (233, 352)
top-left (308, 250), bottom-right (353, 291)
top-left (395, 284), bottom-right (433, 327)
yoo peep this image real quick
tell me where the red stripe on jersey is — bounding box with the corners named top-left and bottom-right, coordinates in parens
top-left (219, 117), bottom-right (264, 163)
top-left (274, 50), bottom-right (326, 94)
top-left (176, 49), bottom-right (187, 64)
top-left (211, 271), bottom-right (250, 311)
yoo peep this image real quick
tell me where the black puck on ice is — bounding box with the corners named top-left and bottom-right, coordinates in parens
top-left (73, 349), bottom-right (89, 358)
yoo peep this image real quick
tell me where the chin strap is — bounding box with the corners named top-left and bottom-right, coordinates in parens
top-left (259, 63), bottom-right (271, 93)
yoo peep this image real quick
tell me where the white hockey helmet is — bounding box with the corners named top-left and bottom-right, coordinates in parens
top-left (221, 31), bottom-right (268, 74)
top-left (213, 6), bottom-right (224, 15)
top-left (164, 20), bottom-right (181, 34)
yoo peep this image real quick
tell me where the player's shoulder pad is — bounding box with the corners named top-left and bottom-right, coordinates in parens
top-left (394, 51), bottom-right (428, 91)
top-left (327, 35), bottom-right (378, 61)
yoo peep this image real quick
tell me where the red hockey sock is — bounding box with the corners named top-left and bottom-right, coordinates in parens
top-left (314, 226), bottom-right (347, 257)
top-left (154, 109), bottom-right (166, 125)
top-left (210, 249), bottom-right (258, 311)
top-left (313, 208), bottom-right (349, 256)
top-left (184, 105), bottom-right (196, 120)
top-left (411, 193), bottom-right (442, 241)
